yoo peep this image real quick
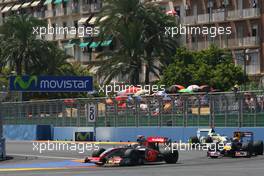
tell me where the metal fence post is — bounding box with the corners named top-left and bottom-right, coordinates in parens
top-left (209, 94), bottom-right (214, 128)
top-left (197, 96), bottom-right (201, 127)
top-left (224, 96), bottom-right (228, 127)
top-left (76, 100), bottom-right (80, 127)
top-left (158, 98), bottom-right (162, 127)
top-left (183, 96), bottom-right (187, 127)
top-left (238, 93), bottom-right (242, 128)
top-left (114, 99), bottom-right (117, 127)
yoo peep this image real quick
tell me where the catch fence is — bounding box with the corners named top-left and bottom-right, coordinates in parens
top-left (1, 91), bottom-right (264, 127)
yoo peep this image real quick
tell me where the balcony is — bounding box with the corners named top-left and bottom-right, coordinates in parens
top-left (81, 4), bottom-right (90, 14)
top-left (212, 11), bottom-right (225, 22)
top-left (71, 5), bottom-right (80, 14)
top-left (45, 34), bottom-right (54, 41)
top-left (33, 11), bottom-right (45, 19)
top-left (242, 8), bottom-right (260, 19)
top-left (56, 7), bottom-right (64, 17)
top-left (45, 10), bottom-right (53, 18)
top-left (182, 8), bottom-right (260, 25)
top-left (55, 33), bottom-right (65, 40)
top-left (182, 16), bottom-right (196, 25)
top-left (189, 37), bottom-right (259, 51)
top-left (197, 14), bottom-right (209, 24)
top-left (91, 3), bottom-right (101, 13)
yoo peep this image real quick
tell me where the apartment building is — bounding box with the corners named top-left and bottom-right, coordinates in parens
top-left (185, 0), bottom-right (264, 80)
top-left (152, 0), bottom-right (264, 81)
top-left (0, 0), bottom-right (114, 65)
top-left (2, 0), bottom-right (263, 82)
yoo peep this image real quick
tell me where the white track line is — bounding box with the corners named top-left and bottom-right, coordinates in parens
top-left (7, 153), bottom-right (82, 160)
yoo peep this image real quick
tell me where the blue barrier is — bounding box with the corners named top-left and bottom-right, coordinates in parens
top-left (4, 125), bottom-right (264, 142)
top-left (95, 127), bottom-right (264, 142)
top-left (4, 125), bottom-right (37, 140)
top-left (3, 125), bottom-right (52, 140)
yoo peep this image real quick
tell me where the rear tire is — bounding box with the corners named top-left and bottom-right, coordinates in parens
top-left (205, 137), bottom-right (213, 143)
top-left (253, 141), bottom-right (263, 155)
top-left (92, 148), bottom-right (105, 157)
top-left (190, 136), bottom-right (199, 144)
top-left (242, 142), bottom-right (253, 157)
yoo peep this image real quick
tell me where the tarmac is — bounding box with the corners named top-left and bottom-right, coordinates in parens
top-left (0, 141), bottom-right (263, 176)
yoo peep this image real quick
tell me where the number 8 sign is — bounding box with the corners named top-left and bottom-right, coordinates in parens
top-left (87, 104), bottom-right (97, 122)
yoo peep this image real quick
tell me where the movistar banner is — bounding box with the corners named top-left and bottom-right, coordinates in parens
top-left (9, 76), bottom-right (93, 92)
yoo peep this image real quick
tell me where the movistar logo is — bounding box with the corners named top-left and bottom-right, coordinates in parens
top-left (14, 76), bottom-right (38, 90)
top-left (76, 132), bottom-right (90, 141)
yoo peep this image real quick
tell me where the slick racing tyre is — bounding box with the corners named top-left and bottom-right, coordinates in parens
top-left (124, 149), bottom-right (141, 165)
top-left (242, 142), bottom-right (253, 157)
top-left (92, 148), bottom-right (106, 157)
top-left (190, 136), bottom-right (199, 144)
top-left (159, 145), bottom-right (179, 164)
top-left (253, 141), bottom-right (264, 155)
top-left (205, 137), bottom-right (213, 143)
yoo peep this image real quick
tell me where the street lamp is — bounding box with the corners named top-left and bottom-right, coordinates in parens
top-left (242, 49), bottom-right (250, 90)
top-left (207, 0), bottom-right (213, 43)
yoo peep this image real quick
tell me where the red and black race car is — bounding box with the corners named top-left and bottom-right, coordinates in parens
top-left (84, 136), bottom-right (179, 166)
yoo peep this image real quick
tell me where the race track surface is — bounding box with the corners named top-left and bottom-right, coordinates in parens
top-left (1, 141), bottom-right (264, 176)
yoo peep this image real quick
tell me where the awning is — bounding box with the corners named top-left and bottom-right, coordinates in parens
top-left (89, 42), bottom-right (100, 48)
top-left (21, 2), bottom-right (32, 8)
top-left (54, 0), bottom-right (63, 4)
top-left (101, 40), bottom-right (112, 47)
top-left (88, 17), bottom-right (97, 25)
top-left (31, 1), bottom-right (41, 7)
top-left (99, 16), bottom-right (109, 22)
top-left (11, 4), bottom-right (22, 11)
top-left (78, 17), bottom-right (89, 24)
top-left (79, 42), bottom-right (89, 48)
top-left (44, 0), bottom-right (52, 5)
top-left (1, 5), bottom-right (13, 13)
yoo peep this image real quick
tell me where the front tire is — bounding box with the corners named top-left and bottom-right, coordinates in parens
top-left (159, 145), bottom-right (179, 164)
top-left (92, 148), bottom-right (105, 157)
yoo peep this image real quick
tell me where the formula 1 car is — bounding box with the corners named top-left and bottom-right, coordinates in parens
top-left (189, 128), bottom-right (228, 145)
top-left (84, 136), bottom-right (179, 166)
top-left (207, 131), bottom-right (263, 158)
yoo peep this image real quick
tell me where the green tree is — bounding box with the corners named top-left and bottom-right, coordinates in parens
top-left (161, 46), bottom-right (246, 91)
top-left (0, 15), bottom-right (71, 75)
top-left (95, 0), bottom-right (178, 84)
top-left (140, 4), bottom-right (178, 84)
top-left (28, 42), bottom-right (72, 75)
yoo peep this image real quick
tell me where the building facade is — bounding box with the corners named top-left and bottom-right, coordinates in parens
top-left (1, 0), bottom-right (264, 83)
top-left (0, 0), bottom-right (111, 65)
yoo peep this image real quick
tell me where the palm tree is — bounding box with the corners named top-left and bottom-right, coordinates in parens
top-left (96, 21), bottom-right (144, 84)
top-left (95, 0), bottom-right (145, 85)
top-left (28, 42), bottom-right (72, 75)
top-left (0, 14), bottom-right (71, 76)
top-left (96, 0), bottom-right (179, 84)
top-left (0, 15), bottom-right (46, 75)
top-left (141, 4), bottom-right (179, 84)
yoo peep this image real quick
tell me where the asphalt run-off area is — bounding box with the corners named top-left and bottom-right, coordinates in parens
top-left (0, 141), bottom-right (264, 176)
